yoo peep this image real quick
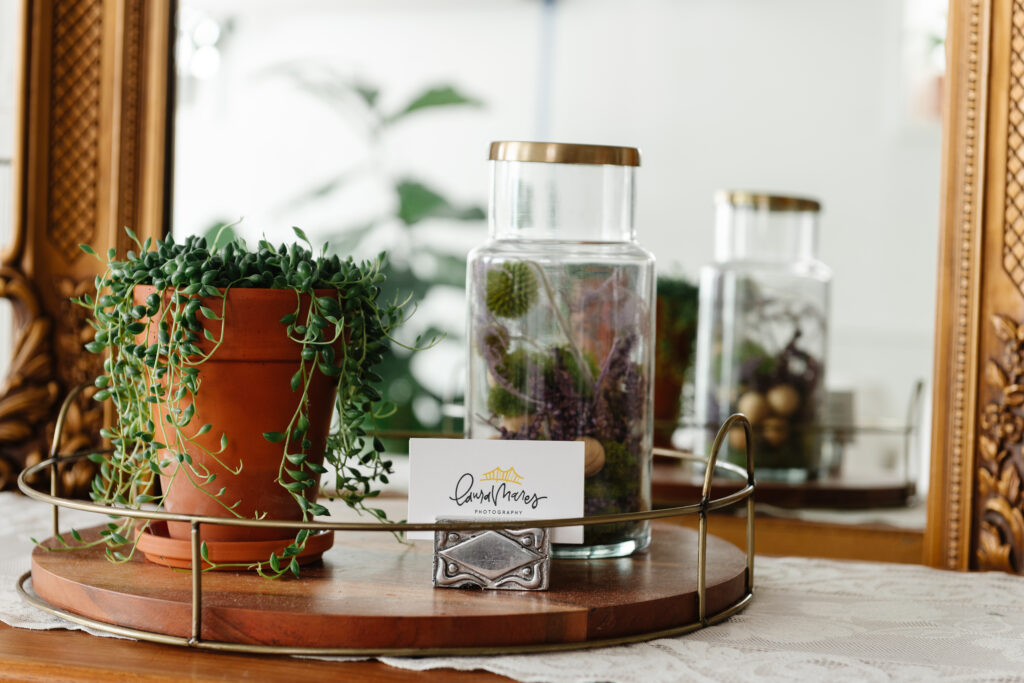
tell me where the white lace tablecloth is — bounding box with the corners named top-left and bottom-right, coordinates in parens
top-left (2, 491), bottom-right (1023, 682)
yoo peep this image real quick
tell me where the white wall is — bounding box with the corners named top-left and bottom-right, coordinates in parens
top-left (546, 0), bottom-right (939, 429)
top-left (0, 0), bottom-right (18, 384)
top-left (174, 0), bottom-right (940, 444)
top-left (0, 0), bottom-right (16, 245)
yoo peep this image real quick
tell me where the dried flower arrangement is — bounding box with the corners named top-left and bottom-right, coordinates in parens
top-left (470, 259), bottom-right (651, 547)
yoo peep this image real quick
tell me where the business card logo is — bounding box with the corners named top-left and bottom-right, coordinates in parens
top-left (450, 466), bottom-right (547, 514)
top-left (480, 466), bottom-right (523, 486)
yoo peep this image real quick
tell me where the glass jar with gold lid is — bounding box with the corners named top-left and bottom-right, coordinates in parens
top-left (465, 141), bottom-right (655, 559)
top-left (693, 191), bottom-right (831, 482)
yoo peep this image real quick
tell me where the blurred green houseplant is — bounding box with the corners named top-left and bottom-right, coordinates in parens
top-left (654, 276), bottom-right (699, 448)
top-left (268, 66), bottom-right (487, 448)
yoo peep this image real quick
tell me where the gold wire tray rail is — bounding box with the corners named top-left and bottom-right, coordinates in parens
top-left (15, 386), bottom-right (756, 656)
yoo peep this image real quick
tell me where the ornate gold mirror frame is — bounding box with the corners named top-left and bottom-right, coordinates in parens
top-left (5, 0), bottom-right (1022, 572)
top-left (927, 0), bottom-right (1024, 572)
top-left (6, 0), bottom-right (171, 493)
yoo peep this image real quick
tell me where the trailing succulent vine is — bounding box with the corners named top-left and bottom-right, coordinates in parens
top-left (67, 226), bottom-right (424, 577)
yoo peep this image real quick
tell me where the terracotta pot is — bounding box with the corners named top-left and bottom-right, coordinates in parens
top-left (134, 285), bottom-right (342, 543)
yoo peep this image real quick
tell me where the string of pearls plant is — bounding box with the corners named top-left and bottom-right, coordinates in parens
top-left (65, 226), bottom-right (429, 577)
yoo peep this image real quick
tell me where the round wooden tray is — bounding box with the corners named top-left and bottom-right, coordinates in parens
top-left (29, 521), bottom-right (748, 651)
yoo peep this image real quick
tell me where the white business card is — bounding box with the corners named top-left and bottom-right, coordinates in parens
top-left (407, 438), bottom-right (584, 543)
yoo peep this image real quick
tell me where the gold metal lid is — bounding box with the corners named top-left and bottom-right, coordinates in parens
top-left (714, 190), bottom-right (821, 212)
top-left (489, 141), bottom-right (641, 167)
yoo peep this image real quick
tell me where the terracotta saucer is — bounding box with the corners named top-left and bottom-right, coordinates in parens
top-left (136, 520), bottom-right (334, 570)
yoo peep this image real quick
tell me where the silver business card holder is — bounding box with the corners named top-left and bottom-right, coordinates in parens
top-left (433, 520), bottom-right (550, 591)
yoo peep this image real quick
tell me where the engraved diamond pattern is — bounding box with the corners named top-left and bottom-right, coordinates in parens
top-left (47, 0), bottom-right (102, 263)
top-left (440, 532), bottom-right (540, 580)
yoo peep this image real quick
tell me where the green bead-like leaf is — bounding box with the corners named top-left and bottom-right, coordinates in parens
top-left (262, 432), bottom-right (285, 443)
top-left (316, 297), bottom-right (339, 316)
top-left (285, 468), bottom-right (311, 482)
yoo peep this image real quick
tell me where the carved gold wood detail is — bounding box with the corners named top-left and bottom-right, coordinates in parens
top-left (117, 0), bottom-right (144, 246)
top-left (977, 314), bottom-right (1024, 572)
top-left (970, 0), bottom-right (1024, 574)
top-left (6, 0), bottom-right (172, 494)
top-left (947, 0), bottom-right (984, 567)
top-left (0, 267), bottom-right (59, 490)
top-left (54, 279), bottom-right (99, 396)
top-left (1005, 0), bottom-right (1024, 289)
top-left (928, 0), bottom-right (988, 569)
top-left (2, 0), bottom-right (107, 495)
top-left (0, 270), bottom-right (100, 495)
top-left (46, 0), bottom-right (103, 264)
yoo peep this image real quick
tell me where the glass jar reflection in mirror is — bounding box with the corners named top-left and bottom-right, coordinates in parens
top-left (694, 191), bottom-right (831, 482)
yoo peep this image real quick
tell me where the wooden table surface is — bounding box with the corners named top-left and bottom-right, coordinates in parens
top-left (0, 622), bottom-right (509, 682)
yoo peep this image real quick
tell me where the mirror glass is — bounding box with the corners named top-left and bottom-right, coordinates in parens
top-left (172, 0), bottom-right (947, 519)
